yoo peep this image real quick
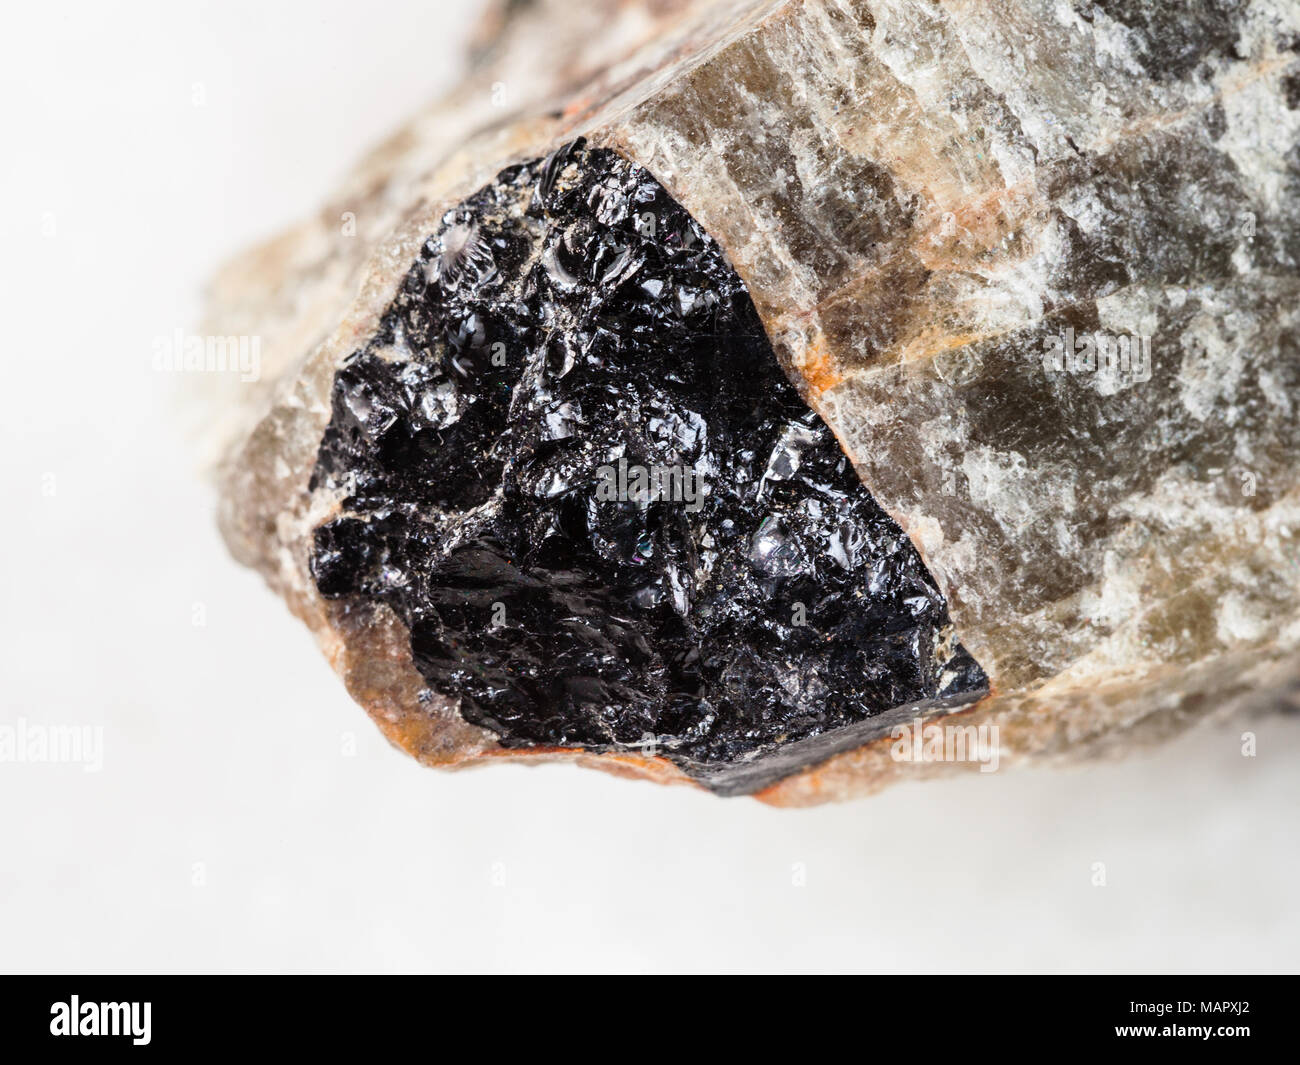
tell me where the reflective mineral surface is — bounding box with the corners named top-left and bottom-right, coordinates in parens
top-left (308, 141), bottom-right (985, 787)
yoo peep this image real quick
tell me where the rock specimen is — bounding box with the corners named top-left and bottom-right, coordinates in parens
top-left (210, 0), bottom-right (1300, 803)
top-left (307, 140), bottom-right (986, 792)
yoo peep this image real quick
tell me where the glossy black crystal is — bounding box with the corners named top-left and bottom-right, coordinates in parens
top-left (309, 140), bottom-right (986, 791)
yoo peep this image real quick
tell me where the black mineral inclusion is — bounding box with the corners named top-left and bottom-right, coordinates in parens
top-left (309, 140), bottom-right (986, 790)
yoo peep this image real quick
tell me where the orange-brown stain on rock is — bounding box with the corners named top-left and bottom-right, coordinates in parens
top-left (794, 334), bottom-right (843, 395)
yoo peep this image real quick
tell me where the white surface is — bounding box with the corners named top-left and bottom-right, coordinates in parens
top-left (1, 0), bottom-right (1297, 974)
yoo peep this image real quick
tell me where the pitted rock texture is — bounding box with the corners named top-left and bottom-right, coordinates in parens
top-left (308, 141), bottom-right (986, 785)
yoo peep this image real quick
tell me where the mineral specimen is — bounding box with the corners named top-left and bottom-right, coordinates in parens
top-left (307, 139), bottom-right (985, 791)
top-left (210, 0), bottom-right (1300, 803)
